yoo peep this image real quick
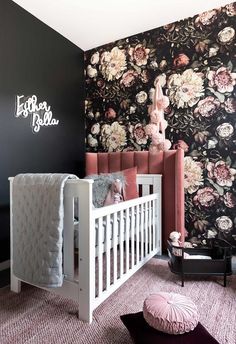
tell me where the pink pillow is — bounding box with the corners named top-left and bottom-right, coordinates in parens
top-left (143, 292), bottom-right (199, 335)
top-left (121, 167), bottom-right (138, 201)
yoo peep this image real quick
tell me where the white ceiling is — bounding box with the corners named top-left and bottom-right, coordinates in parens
top-left (13, 0), bottom-right (232, 51)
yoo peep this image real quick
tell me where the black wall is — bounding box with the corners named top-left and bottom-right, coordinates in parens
top-left (0, 0), bottom-right (85, 262)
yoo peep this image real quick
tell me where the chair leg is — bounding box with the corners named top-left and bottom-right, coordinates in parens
top-left (181, 274), bottom-right (184, 287)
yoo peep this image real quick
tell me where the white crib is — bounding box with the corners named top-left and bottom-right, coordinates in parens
top-left (9, 174), bottom-right (162, 323)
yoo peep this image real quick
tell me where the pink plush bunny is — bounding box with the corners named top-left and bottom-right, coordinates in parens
top-left (103, 179), bottom-right (123, 206)
top-left (146, 81), bottom-right (171, 152)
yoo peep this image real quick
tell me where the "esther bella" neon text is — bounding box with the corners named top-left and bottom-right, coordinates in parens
top-left (15, 95), bottom-right (59, 133)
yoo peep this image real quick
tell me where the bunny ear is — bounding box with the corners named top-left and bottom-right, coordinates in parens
top-left (154, 81), bottom-right (164, 105)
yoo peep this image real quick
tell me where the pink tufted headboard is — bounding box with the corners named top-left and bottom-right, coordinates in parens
top-left (85, 149), bottom-right (185, 250)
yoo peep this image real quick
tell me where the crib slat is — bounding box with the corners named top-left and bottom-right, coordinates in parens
top-left (149, 201), bottom-right (152, 253)
top-left (135, 205), bottom-right (139, 264)
top-left (153, 199), bottom-right (156, 250)
top-left (113, 212), bottom-right (118, 284)
top-left (105, 214), bottom-right (111, 290)
top-left (125, 208), bottom-right (129, 274)
top-left (140, 204), bottom-right (144, 260)
top-left (119, 210), bottom-right (124, 277)
top-left (145, 202), bottom-right (148, 257)
top-left (98, 217), bottom-right (103, 296)
top-left (131, 206), bottom-right (135, 269)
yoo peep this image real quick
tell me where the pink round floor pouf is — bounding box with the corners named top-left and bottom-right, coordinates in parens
top-left (143, 292), bottom-right (199, 335)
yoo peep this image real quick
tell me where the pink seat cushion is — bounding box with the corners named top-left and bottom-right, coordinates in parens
top-left (143, 292), bottom-right (199, 335)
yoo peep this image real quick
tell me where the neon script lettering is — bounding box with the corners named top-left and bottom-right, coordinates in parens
top-left (15, 95), bottom-right (59, 133)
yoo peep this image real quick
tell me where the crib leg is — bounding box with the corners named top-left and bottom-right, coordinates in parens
top-left (223, 273), bottom-right (226, 287)
top-left (78, 296), bottom-right (93, 324)
top-left (11, 272), bottom-right (21, 293)
top-left (181, 274), bottom-right (184, 287)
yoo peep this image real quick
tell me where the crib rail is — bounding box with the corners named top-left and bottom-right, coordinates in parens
top-left (63, 175), bottom-right (161, 322)
top-left (92, 193), bottom-right (159, 309)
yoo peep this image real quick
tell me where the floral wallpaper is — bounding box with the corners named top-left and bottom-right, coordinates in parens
top-left (85, 3), bottom-right (236, 245)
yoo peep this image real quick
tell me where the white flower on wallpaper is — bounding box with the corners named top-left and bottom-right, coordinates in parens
top-left (86, 65), bottom-right (98, 78)
top-left (90, 51), bottom-right (100, 65)
top-left (101, 122), bottom-right (126, 151)
top-left (167, 69), bottom-right (204, 108)
top-left (100, 47), bottom-right (126, 81)
top-left (136, 90), bottom-right (148, 104)
top-left (218, 26), bottom-right (235, 43)
top-left (87, 134), bottom-right (98, 148)
top-left (216, 122), bottom-right (234, 139)
top-left (215, 216), bottom-right (233, 233)
top-left (184, 157), bottom-right (204, 194)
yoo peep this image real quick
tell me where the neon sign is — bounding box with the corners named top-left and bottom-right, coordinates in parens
top-left (15, 95), bottom-right (59, 133)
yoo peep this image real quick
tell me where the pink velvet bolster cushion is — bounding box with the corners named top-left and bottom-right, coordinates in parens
top-left (143, 292), bottom-right (199, 335)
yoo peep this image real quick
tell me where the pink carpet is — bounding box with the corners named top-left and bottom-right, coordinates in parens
top-left (0, 258), bottom-right (236, 344)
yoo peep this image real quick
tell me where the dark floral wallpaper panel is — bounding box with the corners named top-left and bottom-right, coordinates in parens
top-left (85, 3), bottom-right (236, 245)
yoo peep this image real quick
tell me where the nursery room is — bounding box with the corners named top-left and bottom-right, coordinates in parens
top-left (0, 0), bottom-right (236, 343)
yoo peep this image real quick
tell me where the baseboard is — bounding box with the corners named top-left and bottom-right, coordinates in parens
top-left (0, 260), bottom-right (10, 271)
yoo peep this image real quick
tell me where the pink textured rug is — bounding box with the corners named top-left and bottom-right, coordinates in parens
top-left (0, 259), bottom-right (236, 344)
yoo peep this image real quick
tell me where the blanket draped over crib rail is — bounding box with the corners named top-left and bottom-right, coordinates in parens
top-left (12, 173), bottom-right (78, 287)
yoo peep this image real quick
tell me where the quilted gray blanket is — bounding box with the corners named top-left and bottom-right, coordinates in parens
top-left (12, 173), bottom-right (78, 288)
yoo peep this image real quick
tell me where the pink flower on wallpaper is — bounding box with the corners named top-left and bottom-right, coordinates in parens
top-left (173, 140), bottom-right (189, 152)
top-left (207, 160), bottom-right (236, 187)
top-left (207, 67), bottom-right (236, 93)
top-left (120, 70), bottom-right (138, 87)
top-left (163, 23), bottom-right (176, 32)
top-left (193, 187), bottom-right (219, 208)
top-left (173, 53), bottom-right (190, 68)
top-left (133, 124), bottom-right (148, 145)
top-left (195, 9), bottom-right (218, 27)
top-left (223, 192), bottom-right (236, 208)
top-left (96, 78), bottom-right (105, 88)
top-left (128, 44), bottom-right (150, 66)
top-left (225, 3), bottom-right (236, 16)
top-left (105, 108), bottom-right (116, 119)
top-left (194, 96), bottom-right (220, 118)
